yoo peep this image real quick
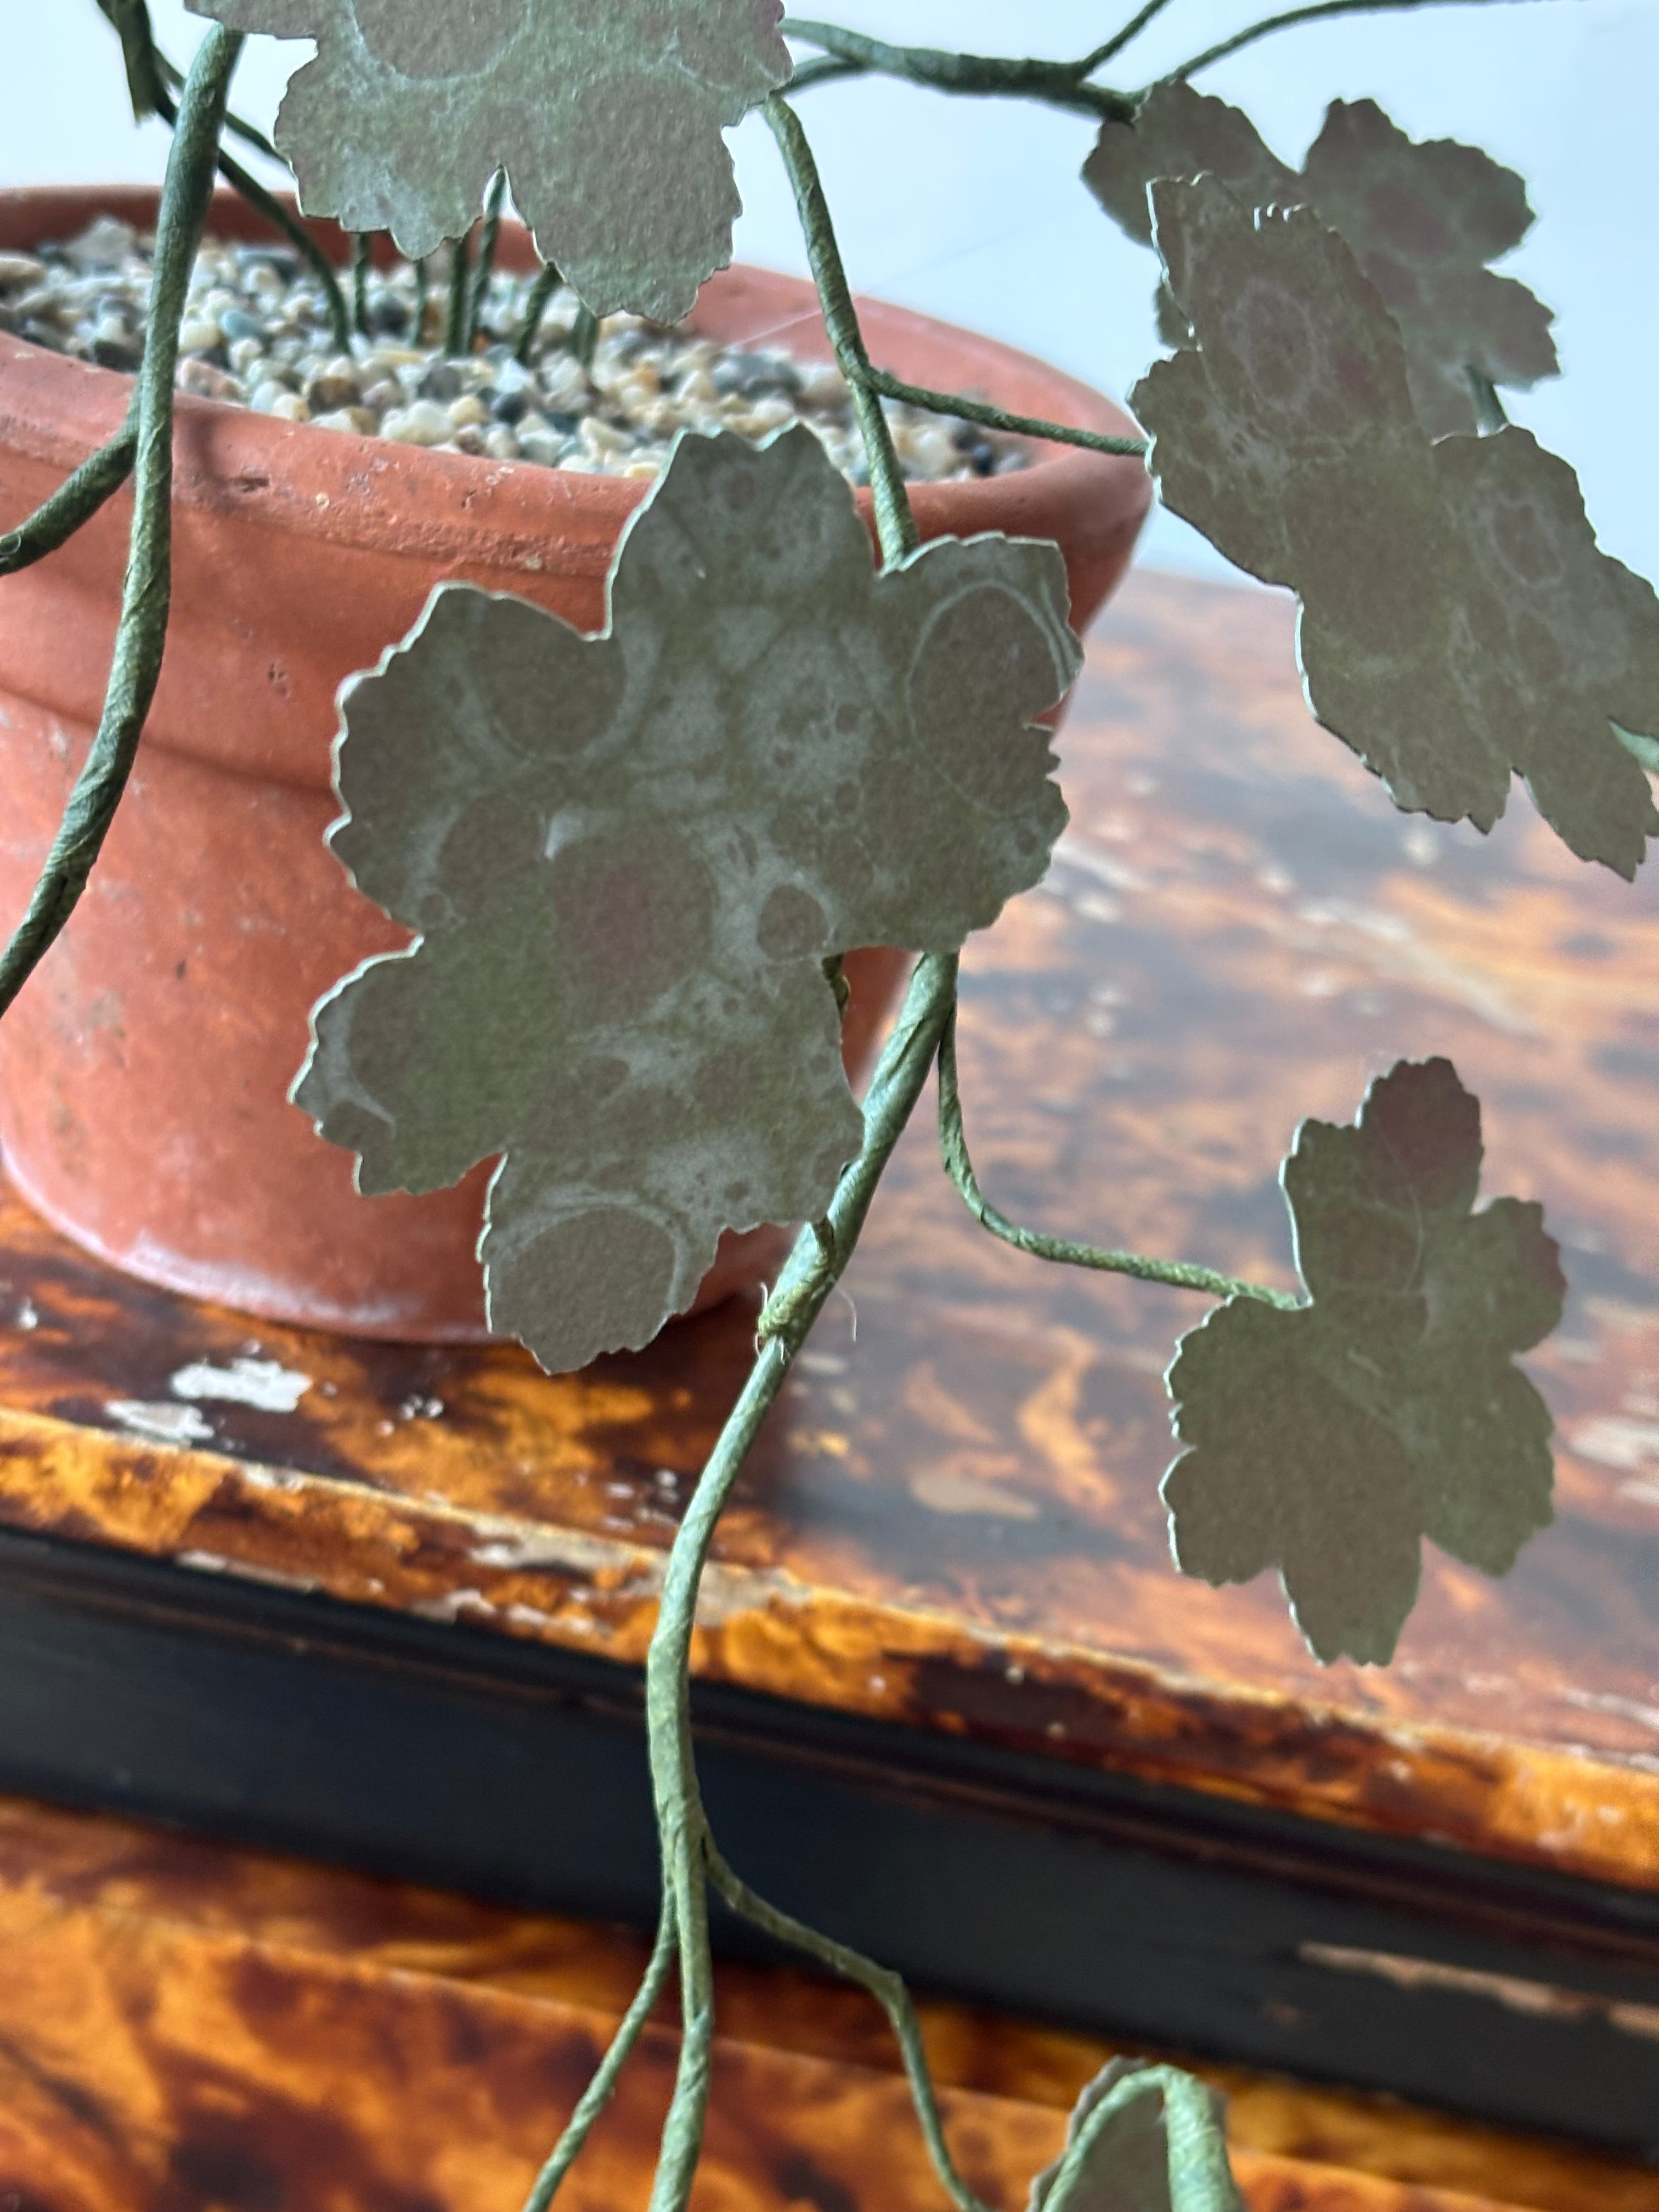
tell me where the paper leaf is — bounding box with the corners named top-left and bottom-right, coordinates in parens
top-left (293, 426), bottom-right (1077, 1372)
top-left (1087, 87), bottom-right (1556, 437)
top-left (1133, 176), bottom-right (1659, 876)
top-left (184, 0), bottom-right (792, 317)
top-left (1027, 2060), bottom-right (1238, 2212)
top-left (1162, 1059), bottom-right (1564, 1667)
top-left (1301, 100), bottom-right (1556, 436)
top-left (1084, 82), bottom-right (1297, 249)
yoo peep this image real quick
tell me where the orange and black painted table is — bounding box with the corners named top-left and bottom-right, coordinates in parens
top-left (0, 570), bottom-right (1654, 2186)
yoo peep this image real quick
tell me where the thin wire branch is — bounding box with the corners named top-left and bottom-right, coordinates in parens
top-left (783, 53), bottom-right (869, 93)
top-left (94, 0), bottom-right (351, 351)
top-left (150, 34), bottom-right (279, 160)
top-left (0, 413), bottom-right (138, 579)
top-left (763, 94), bottom-right (918, 568)
top-left (1078, 0), bottom-right (1181, 71)
top-left (781, 20), bottom-right (1133, 119)
top-left (519, 1894), bottom-right (679, 2212)
top-left (938, 998), bottom-right (1300, 1308)
top-left (853, 365), bottom-right (1147, 458)
top-left (466, 170), bottom-right (509, 352)
top-left (445, 229), bottom-right (473, 357)
top-left (1165, 0), bottom-right (1526, 80)
top-left (703, 1839), bottom-right (997, 2212)
top-left (0, 22), bottom-right (243, 1021)
top-left (351, 233), bottom-right (372, 340)
top-left (1044, 2065), bottom-right (1244, 2212)
top-left (634, 953), bottom-right (955, 2212)
top-left (515, 258), bottom-right (565, 364)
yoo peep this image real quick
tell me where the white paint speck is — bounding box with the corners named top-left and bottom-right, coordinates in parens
top-left (14, 1299), bottom-right (38, 1331)
top-left (106, 1399), bottom-right (214, 1446)
top-left (170, 1356), bottom-right (312, 1413)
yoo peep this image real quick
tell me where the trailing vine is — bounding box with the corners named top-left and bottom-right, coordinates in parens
top-left (0, 2), bottom-right (1642, 2205)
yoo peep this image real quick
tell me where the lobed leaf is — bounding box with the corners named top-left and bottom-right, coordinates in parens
top-left (1085, 84), bottom-right (1556, 437)
top-left (1162, 1059), bottom-right (1564, 1667)
top-left (184, 0), bottom-right (793, 318)
top-left (1132, 176), bottom-right (1659, 876)
top-left (295, 426), bottom-right (1079, 1372)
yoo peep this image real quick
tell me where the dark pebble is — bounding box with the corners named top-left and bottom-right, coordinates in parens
top-left (237, 247), bottom-right (299, 279)
top-left (713, 350), bottom-right (802, 400)
top-left (91, 335), bottom-right (141, 370)
top-left (540, 410), bottom-right (580, 435)
top-left (490, 387), bottom-right (531, 424)
top-left (0, 304), bottom-right (17, 335)
top-left (219, 307), bottom-right (265, 342)
top-left (368, 295), bottom-right (409, 337)
top-left (419, 360), bottom-right (465, 401)
top-left (20, 319), bottom-right (65, 351)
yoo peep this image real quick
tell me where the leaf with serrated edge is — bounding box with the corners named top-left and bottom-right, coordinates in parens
top-left (292, 425), bottom-right (1078, 1373)
top-left (1087, 87), bottom-right (1556, 438)
top-left (1162, 1058), bottom-right (1564, 1667)
top-left (1027, 2059), bottom-right (1239, 2212)
top-left (184, 0), bottom-right (791, 317)
top-left (1133, 176), bottom-right (1659, 876)
top-left (1084, 82), bottom-right (1296, 249)
top-left (1301, 99), bottom-right (1556, 436)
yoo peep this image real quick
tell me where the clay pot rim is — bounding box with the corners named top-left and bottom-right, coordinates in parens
top-left (0, 183), bottom-right (1150, 572)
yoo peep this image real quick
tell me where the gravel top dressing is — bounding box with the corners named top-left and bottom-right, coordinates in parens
top-left (0, 216), bottom-right (1029, 485)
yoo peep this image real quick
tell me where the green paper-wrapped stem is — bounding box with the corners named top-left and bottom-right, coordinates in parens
top-left (642, 954), bottom-right (953, 2212)
top-left (851, 363), bottom-right (1147, 458)
top-left (467, 170), bottom-right (509, 351)
top-left (520, 1894), bottom-right (679, 2212)
top-left (1166, 0), bottom-right (1521, 81)
top-left (0, 22), bottom-right (244, 1023)
top-left (0, 411), bottom-right (138, 579)
top-left (938, 994), bottom-right (1300, 1308)
top-left (351, 233), bottom-right (373, 338)
top-left (763, 94), bottom-right (918, 568)
top-left (94, 0), bottom-right (350, 353)
top-left (703, 1838), bottom-right (997, 2212)
top-left (516, 257), bottom-right (565, 364)
top-left (1044, 2068), bottom-right (1245, 2212)
top-left (781, 20), bottom-right (1133, 119)
top-left (446, 230), bottom-right (473, 358)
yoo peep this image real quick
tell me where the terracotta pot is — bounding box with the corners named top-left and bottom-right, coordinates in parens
top-left (0, 186), bottom-right (1150, 1341)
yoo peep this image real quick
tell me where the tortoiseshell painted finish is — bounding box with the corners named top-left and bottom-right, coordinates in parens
top-left (0, 571), bottom-right (1654, 1889)
top-left (1, 1792), bottom-right (1652, 2212)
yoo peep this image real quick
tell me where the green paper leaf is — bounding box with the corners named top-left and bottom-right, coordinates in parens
top-left (1162, 1058), bottom-right (1565, 1667)
top-left (1301, 99), bottom-right (1556, 437)
top-left (1026, 2059), bottom-right (1239, 2212)
top-left (1132, 176), bottom-right (1659, 877)
top-left (294, 426), bottom-right (1078, 1372)
top-left (1083, 81), bottom-right (1296, 251)
top-left (1085, 87), bottom-right (1556, 438)
top-left (184, 0), bottom-right (792, 318)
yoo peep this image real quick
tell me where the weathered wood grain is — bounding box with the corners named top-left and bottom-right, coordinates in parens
top-left (0, 569), bottom-right (1652, 1891)
top-left (0, 1794), bottom-right (1650, 2212)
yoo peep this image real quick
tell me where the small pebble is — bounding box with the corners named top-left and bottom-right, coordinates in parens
top-left (382, 398), bottom-right (456, 447)
top-left (2, 215), bottom-right (1030, 489)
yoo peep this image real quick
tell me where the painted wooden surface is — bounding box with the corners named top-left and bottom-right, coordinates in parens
top-left (0, 1791), bottom-right (1654, 2212)
top-left (0, 568), bottom-right (1655, 1894)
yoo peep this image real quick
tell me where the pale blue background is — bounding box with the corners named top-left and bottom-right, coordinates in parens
top-left (8, 1), bottom-right (1656, 580)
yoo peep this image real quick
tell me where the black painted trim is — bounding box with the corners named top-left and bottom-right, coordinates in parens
top-left (0, 1525), bottom-right (1654, 2154)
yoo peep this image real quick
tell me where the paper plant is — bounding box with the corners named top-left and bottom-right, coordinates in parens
top-left (183, 0), bottom-right (793, 318)
top-left (1086, 85), bottom-right (1556, 437)
top-left (293, 426), bottom-right (1079, 1373)
top-left (1162, 1059), bottom-right (1564, 1667)
top-left (1131, 174), bottom-right (1659, 877)
top-left (1026, 2059), bottom-right (1237, 2212)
